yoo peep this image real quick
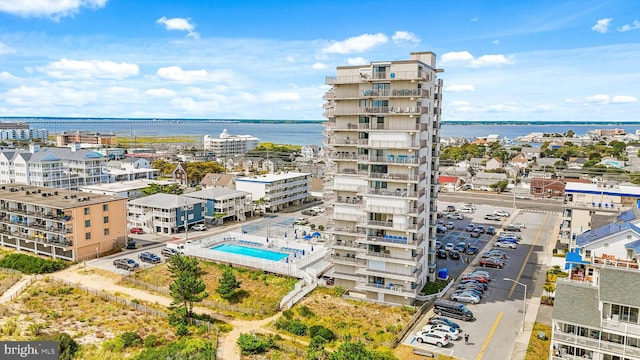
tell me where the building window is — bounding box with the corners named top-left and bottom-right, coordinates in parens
top-left (103, 216), bottom-right (109, 224)
top-left (84, 207), bottom-right (90, 215)
top-left (85, 220), bottom-right (90, 227)
top-left (104, 228), bottom-right (109, 236)
top-left (85, 232), bottom-right (91, 240)
top-left (103, 204), bottom-right (108, 211)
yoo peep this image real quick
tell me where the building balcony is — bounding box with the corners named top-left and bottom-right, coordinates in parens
top-left (366, 188), bottom-right (418, 198)
top-left (356, 267), bottom-right (420, 283)
top-left (326, 253), bottom-right (367, 266)
top-left (357, 235), bottom-right (420, 249)
top-left (553, 331), bottom-right (640, 358)
top-left (367, 155), bottom-right (418, 165)
top-left (330, 270), bottom-right (367, 283)
top-left (331, 240), bottom-right (367, 251)
top-left (366, 172), bottom-right (419, 182)
top-left (564, 201), bottom-right (621, 212)
top-left (357, 250), bottom-right (422, 265)
top-left (592, 255), bottom-right (640, 271)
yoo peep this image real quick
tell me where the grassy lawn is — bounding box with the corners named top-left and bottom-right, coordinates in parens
top-left (420, 278), bottom-right (451, 295)
top-left (132, 260), bottom-right (298, 318)
top-left (525, 322), bottom-right (552, 360)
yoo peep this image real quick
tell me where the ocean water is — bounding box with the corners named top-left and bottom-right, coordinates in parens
top-left (10, 118), bottom-right (640, 147)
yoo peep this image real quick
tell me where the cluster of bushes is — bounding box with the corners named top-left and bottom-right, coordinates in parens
top-left (101, 331), bottom-right (215, 359)
top-left (0, 253), bottom-right (68, 274)
top-left (237, 333), bottom-right (277, 355)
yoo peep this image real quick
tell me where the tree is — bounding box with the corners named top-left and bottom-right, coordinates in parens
top-left (564, 129), bottom-right (575, 138)
top-left (216, 268), bottom-right (242, 301)
top-left (489, 180), bottom-right (509, 193)
top-left (167, 254), bottom-right (208, 321)
top-left (253, 198), bottom-right (267, 215)
top-left (142, 183), bottom-right (183, 196)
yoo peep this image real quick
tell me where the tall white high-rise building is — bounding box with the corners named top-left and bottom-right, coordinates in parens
top-left (323, 51), bottom-right (443, 305)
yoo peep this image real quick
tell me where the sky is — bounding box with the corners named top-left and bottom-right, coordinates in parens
top-left (0, 0), bottom-right (639, 122)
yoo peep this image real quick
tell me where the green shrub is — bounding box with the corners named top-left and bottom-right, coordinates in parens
top-left (282, 309), bottom-right (294, 319)
top-left (237, 333), bottom-right (275, 355)
top-left (143, 334), bottom-right (159, 348)
top-left (0, 253), bottom-right (68, 274)
top-left (135, 338), bottom-right (216, 360)
top-left (287, 319), bottom-right (308, 336)
top-left (43, 333), bottom-right (79, 360)
top-left (309, 325), bottom-right (335, 341)
top-left (119, 332), bottom-right (142, 348)
top-left (298, 305), bottom-right (315, 318)
top-left (175, 324), bottom-right (189, 337)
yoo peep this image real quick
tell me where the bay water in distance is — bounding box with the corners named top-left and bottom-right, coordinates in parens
top-left (5, 118), bottom-right (640, 147)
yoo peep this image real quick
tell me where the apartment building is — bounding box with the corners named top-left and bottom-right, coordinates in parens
top-left (0, 184), bottom-right (127, 261)
top-left (127, 194), bottom-right (206, 234)
top-left (0, 144), bottom-right (107, 189)
top-left (55, 130), bottom-right (117, 147)
top-left (235, 172), bottom-right (311, 213)
top-left (203, 129), bottom-right (259, 158)
top-left (323, 51), bottom-right (443, 305)
top-left (561, 182), bottom-right (640, 245)
top-left (184, 187), bottom-right (253, 223)
top-left (552, 208), bottom-right (640, 360)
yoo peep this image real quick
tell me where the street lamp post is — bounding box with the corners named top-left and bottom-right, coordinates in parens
top-left (504, 277), bottom-right (527, 331)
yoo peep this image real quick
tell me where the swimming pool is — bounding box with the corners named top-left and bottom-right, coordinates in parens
top-left (211, 243), bottom-right (288, 261)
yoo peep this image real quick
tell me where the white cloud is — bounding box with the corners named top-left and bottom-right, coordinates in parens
top-left (611, 95), bottom-right (637, 103)
top-left (450, 100), bottom-right (471, 107)
top-left (0, 41), bottom-right (16, 55)
top-left (145, 88), bottom-right (177, 97)
top-left (322, 33), bottom-right (388, 54)
top-left (487, 104), bottom-right (518, 112)
top-left (617, 20), bottom-right (640, 32)
top-left (445, 84), bottom-right (475, 92)
top-left (35, 58), bottom-right (139, 79)
top-left (347, 57), bottom-right (367, 65)
top-left (262, 92), bottom-right (300, 102)
top-left (584, 94), bottom-right (610, 104)
top-left (0, 71), bottom-right (20, 82)
top-left (312, 62), bottom-right (327, 70)
top-left (155, 66), bottom-right (233, 83)
top-left (4, 84), bottom-right (97, 107)
top-left (470, 17), bottom-right (479, 22)
top-left (0, 0), bottom-right (107, 19)
top-left (392, 31), bottom-right (419, 45)
top-left (441, 51), bottom-right (515, 67)
top-left (286, 56), bottom-right (295, 63)
top-left (156, 16), bottom-right (199, 39)
top-left (564, 98), bottom-right (578, 103)
top-left (492, 40), bottom-right (500, 45)
top-left (592, 18), bottom-right (613, 33)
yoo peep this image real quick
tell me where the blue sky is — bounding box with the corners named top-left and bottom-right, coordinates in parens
top-left (0, 0), bottom-right (638, 121)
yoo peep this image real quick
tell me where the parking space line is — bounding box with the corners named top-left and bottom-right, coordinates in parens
top-left (476, 311), bottom-right (503, 360)
top-left (507, 213), bottom-right (549, 299)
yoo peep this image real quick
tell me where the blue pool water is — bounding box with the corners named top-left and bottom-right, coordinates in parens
top-left (211, 243), bottom-right (288, 261)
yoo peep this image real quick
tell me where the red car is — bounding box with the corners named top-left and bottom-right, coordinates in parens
top-left (130, 227), bottom-right (144, 234)
top-left (461, 274), bottom-right (489, 283)
top-left (479, 257), bottom-right (505, 269)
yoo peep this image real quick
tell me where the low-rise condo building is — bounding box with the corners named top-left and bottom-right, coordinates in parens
top-left (203, 129), bottom-right (259, 158)
top-left (235, 172), bottom-right (311, 213)
top-left (127, 194), bottom-right (206, 234)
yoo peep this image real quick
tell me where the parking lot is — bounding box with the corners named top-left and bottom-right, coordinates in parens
top-left (406, 201), bottom-right (560, 360)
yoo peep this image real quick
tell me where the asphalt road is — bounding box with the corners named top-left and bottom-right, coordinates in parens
top-left (438, 191), bottom-right (563, 213)
top-left (406, 201), bottom-right (560, 360)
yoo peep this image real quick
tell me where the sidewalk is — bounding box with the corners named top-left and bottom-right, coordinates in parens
top-left (510, 212), bottom-right (561, 360)
top-left (0, 275), bottom-right (34, 304)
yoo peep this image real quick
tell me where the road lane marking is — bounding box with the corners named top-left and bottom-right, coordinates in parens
top-left (507, 212), bottom-right (549, 299)
top-left (476, 311), bottom-right (503, 360)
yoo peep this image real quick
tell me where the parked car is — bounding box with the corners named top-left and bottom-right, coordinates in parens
top-left (446, 212), bottom-right (464, 220)
top-left (500, 231), bottom-right (522, 239)
top-left (483, 249), bottom-right (508, 259)
top-left (436, 225), bottom-right (448, 233)
top-left (460, 279), bottom-right (488, 290)
top-left (465, 224), bottom-right (475, 232)
top-left (461, 273), bottom-right (489, 283)
top-left (495, 240), bottom-right (517, 249)
top-left (455, 242), bottom-right (468, 252)
top-left (446, 205), bottom-right (456, 213)
top-left (444, 243), bottom-right (455, 251)
top-left (422, 324), bottom-right (461, 340)
top-left (161, 248), bottom-right (178, 257)
top-left (470, 270), bottom-right (493, 280)
top-left (449, 250), bottom-right (461, 260)
top-left (511, 222), bottom-right (526, 229)
top-left (463, 203), bottom-right (476, 210)
top-left (427, 316), bottom-right (461, 329)
top-left (113, 258), bottom-right (139, 271)
top-left (129, 227), bottom-right (144, 234)
top-left (435, 241), bottom-right (442, 249)
top-left (453, 288), bottom-right (483, 299)
top-left (470, 229), bottom-right (482, 238)
top-left (191, 224), bottom-right (207, 231)
top-left (436, 249), bottom-right (448, 259)
top-left (503, 224), bottom-right (521, 232)
top-left (445, 222), bottom-right (455, 230)
top-left (457, 283), bottom-right (485, 293)
top-left (138, 251), bottom-right (161, 264)
top-left (476, 225), bottom-right (485, 234)
top-left (494, 210), bottom-right (511, 217)
top-left (451, 292), bottom-right (480, 304)
top-left (479, 257), bottom-right (505, 268)
top-left (487, 226), bottom-right (496, 235)
top-left (484, 214), bottom-right (501, 221)
top-left (415, 331), bottom-right (449, 347)
top-left (465, 246), bottom-right (479, 255)
top-left (497, 236), bottom-right (518, 244)
top-left (458, 206), bottom-right (474, 213)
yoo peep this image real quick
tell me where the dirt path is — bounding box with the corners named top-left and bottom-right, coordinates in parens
top-left (53, 264), bottom-right (281, 360)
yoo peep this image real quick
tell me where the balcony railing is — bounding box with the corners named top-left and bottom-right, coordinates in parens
top-left (355, 282), bottom-right (418, 297)
top-left (553, 331), bottom-right (640, 357)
